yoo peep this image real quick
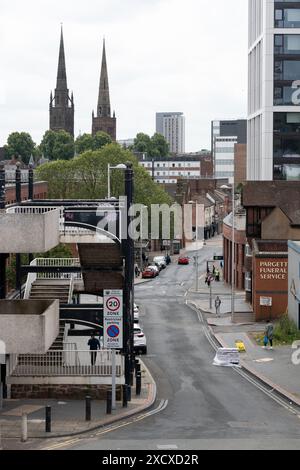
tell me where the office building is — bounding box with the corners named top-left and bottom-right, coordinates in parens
top-left (248, 0), bottom-right (300, 180)
top-left (211, 119), bottom-right (247, 181)
top-left (156, 112), bottom-right (185, 154)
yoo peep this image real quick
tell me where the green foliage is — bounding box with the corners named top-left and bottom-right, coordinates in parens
top-left (273, 315), bottom-right (300, 344)
top-left (37, 244), bottom-right (73, 259)
top-left (4, 132), bottom-right (36, 164)
top-left (75, 132), bottom-right (112, 155)
top-left (254, 315), bottom-right (300, 346)
top-left (36, 144), bottom-right (172, 208)
top-left (133, 132), bottom-right (169, 158)
top-left (40, 130), bottom-right (74, 161)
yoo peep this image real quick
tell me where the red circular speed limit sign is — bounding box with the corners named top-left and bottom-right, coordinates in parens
top-left (106, 297), bottom-right (121, 312)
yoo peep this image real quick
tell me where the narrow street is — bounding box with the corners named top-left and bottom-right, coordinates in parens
top-left (44, 241), bottom-right (300, 450)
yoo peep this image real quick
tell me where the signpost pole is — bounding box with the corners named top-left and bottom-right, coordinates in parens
top-left (112, 350), bottom-right (116, 410)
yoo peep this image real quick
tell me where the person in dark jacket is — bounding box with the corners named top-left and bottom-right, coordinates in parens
top-left (88, 333), bottom-right (101, 366)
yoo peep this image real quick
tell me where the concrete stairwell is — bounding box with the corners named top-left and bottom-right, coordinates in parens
top-left (29, 279), bottom-right (71, 304)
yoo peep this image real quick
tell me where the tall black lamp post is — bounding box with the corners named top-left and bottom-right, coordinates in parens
top-left (0, 166), bottom-right (7, 299)
top-left (123, 163), bottom-right (134, 394)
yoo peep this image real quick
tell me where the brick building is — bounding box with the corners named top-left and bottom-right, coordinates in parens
top-left (234, 143), bottom-right (247, 186)
top-left (241, 181), bottom-right (300, 321)
top-left (223, 208), bottom-right (247, 291)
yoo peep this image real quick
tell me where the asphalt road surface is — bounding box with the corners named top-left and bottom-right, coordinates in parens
top-left (49, 242), bottom-right (300, 450)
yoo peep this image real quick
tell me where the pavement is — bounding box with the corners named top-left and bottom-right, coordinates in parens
top-left (0, 360), bottom-right (156, 442)
top-left (189, 272), bottom-right (300, 408)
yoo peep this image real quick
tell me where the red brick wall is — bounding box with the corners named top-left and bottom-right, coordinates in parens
top-left (5, 182), bottom-right (48, 205)
top-left (252, 256), bottom-right (288, 321)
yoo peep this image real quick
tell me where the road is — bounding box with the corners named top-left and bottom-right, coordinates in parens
top-left (48, 241), bottom-right (300, 450)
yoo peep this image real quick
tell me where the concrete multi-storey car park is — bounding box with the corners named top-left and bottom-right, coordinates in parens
top-left (0, 167), bottom-right (135, 401)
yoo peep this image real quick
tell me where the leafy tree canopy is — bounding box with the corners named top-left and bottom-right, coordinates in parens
top-left (40, 130), bottom-right (74, 161)
top-left (36, 143), bottom-right (172, 208)
top-left (132, 132), bottom-right (169, 158)
top-left (75, 132), bottom-right (112, 155)
top-left (4, 132), bottom-right (36, 165)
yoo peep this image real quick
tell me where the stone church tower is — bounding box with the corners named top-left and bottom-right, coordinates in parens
top-left (50, 27), bottom-right (74, 137)
top-left (92, 40), bottom-right (116, 141)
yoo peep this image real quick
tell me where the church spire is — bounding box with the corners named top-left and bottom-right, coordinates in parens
top-left (56, 26), bottom-right (67, 90)
top-left (49, 26), bottom-right (74, 137)
top-left (97, 39), bottom-right (111, 118)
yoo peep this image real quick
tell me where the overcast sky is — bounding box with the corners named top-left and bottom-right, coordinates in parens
top-left (0, 0), bottom-right (248, 152)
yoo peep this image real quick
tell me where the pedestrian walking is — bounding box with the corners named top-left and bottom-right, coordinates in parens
top-left (207, 276), bottom-right (211, 288)
top-left (215, 296), bottom-right (222, 316)
top-left (88, 333), bottom-right (101, 366)
top-left (264, 320), bottom-right (274, 349)
top-left (135, 264), bottom-right (140, 278)
top-left (215, 269), bottom-right (220, 282)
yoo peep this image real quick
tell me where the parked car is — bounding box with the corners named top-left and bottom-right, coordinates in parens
top-left (178, 255), bottom-right (190, 265)
top-left (147, 265), bottom-right (160, 276)
top-left (142, 268), bottom-right (156, 279)
top-left (153, 256), bottom-right (167, 270)
top-left (134, 325), bottom-right (147, 355)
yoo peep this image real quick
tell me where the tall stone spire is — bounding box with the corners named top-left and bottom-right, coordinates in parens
top-left (97, 39), bottom-right (111, 118)
top-left (56, 26), bottom-right (67, 90)
top-left (50, 26), bottom-right (74, 137)
top-left (92, 39), bottom-right (116, 140)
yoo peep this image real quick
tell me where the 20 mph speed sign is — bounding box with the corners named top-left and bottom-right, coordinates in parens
top-left (104, 290), bottom-right (123, 349)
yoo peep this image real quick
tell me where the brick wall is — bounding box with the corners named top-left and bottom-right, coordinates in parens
top-left (11, 384), bottom-right (122, 400)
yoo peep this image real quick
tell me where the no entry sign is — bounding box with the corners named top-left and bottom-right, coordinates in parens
top-left (104, 290), bottom-right (123, 349)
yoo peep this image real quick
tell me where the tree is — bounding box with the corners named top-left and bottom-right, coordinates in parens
top-left (36, 143), bottom-right (172, 207)
top-left (4, 132), bottom-right (36, 164)
top-left (40, 130), bottom-right (74, 161)
top-left (133, 132), bottom-right (169, 158)
top-left (151, 133), bottom-right (169, 157)
top-left (93, 131), bottom-right (112, 150)
top-left (75, 133), bottom-right (94, 154)
top-left (75, 132), bottom-right (112, 155)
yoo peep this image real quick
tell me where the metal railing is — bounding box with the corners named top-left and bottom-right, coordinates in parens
top-left (12, 350), bottom-right (124, 377)
top-left (24, 258), bottom-right (82, 300)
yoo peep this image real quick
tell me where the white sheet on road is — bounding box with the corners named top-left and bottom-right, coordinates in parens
top-left (213, 348), bottom-right (241, 367)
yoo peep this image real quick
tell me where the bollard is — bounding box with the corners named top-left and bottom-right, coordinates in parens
top-left (21, 413), bottom-right (28, 443)
top-left (127, 384), bottom-right (132, 402)
top-left (122, 384), bottom-right (128, 408)
top-left (136, 372), bottom-right (142, 396)
top-left (106, 390), bottom-right (112, 415)
top-left (45, 406), bottom-right (51, 433)
top-left (85, 396), bottom-right (91, 422)
top-left (135, 363), bottom-right (141, 376)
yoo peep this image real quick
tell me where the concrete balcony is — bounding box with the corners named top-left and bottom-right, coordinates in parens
top-left (2, 207), bottom-right (60, 253)
top-left (0, 299), bottom-right (59, 354)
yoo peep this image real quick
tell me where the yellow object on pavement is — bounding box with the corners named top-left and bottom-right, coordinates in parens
top-left (235, 340), bottom-right (246, 353)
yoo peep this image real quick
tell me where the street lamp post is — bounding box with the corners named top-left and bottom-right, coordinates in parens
top-left (107, 164), bottom-right (127, 199)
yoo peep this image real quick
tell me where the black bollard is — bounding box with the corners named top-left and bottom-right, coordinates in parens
top-left (45, 406), bottom-right (51, 433)
top-left (106, 390), bottom-right (112, 415)
top-left (122, 384), bottom-right (128, 408)
top-left (136, 372), bottom-right (142, 396)
top-left (127, 385), bottom-right (132, 402)
top-left (135, 363), bottom-right (141, 376)
top-left (85, 396), bottom-right (91, 422)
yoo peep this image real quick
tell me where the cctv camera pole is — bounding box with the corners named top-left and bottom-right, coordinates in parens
top-left (124, 163), bottom-right (134, 396)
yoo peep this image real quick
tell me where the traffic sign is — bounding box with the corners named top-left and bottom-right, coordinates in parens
top-left (214, 256), bottom-right (224, 261)
top-left (104, 290), bottom-right (123, 349)
top-left (107, 325), bottom-right (120, 338)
